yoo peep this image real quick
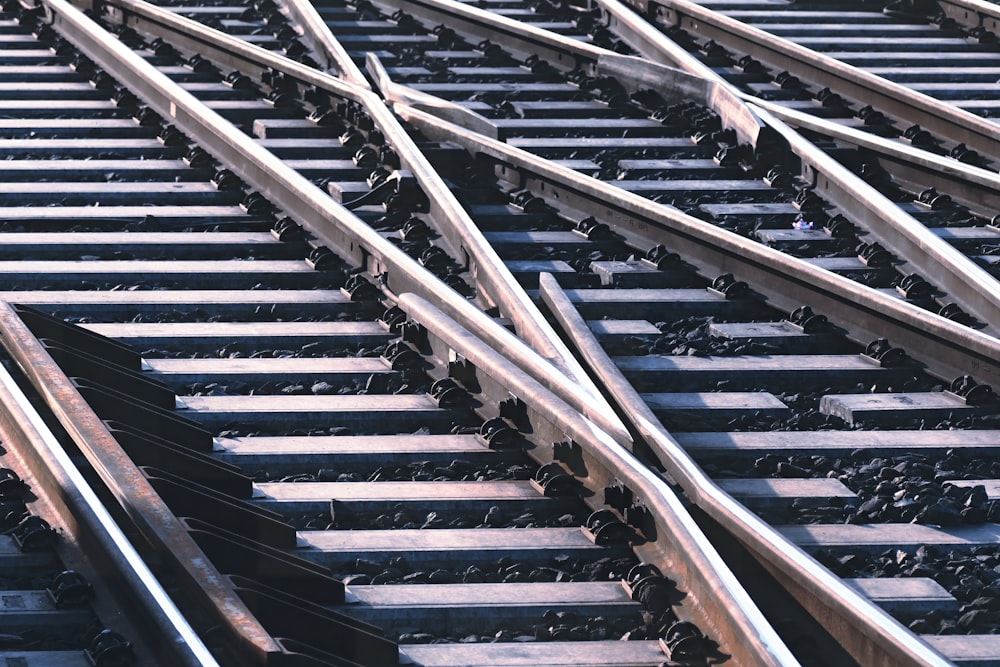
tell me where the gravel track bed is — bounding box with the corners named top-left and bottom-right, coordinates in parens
top-left (181, 370), bottom-right (424, 397)
top-left (716, 449), bottom-right (1000, 526)
top-left (288, 504), bottom-right (586, 531)
top-left (819, 545), bottom-right (1000, 635)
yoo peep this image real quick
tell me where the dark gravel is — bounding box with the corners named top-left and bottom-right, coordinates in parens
top-left (338, 555), bottom-right (637, 587)
top-left (707, 449), bottom-right (1000, 526)
top-left (392, 609), bottom-right (644, 644)
top-left (818, 545), bottom-right (1000, 635)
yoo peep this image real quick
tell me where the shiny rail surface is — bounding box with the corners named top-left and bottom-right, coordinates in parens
top-left (392, 101), bottom-right (1000, 667)
top-left (588, 0), bottom-right (1000, 333)
top-left (0, 266), bottom-right (214, 665)
top-left (83, 0), bottom-right (635, 441)
top-left (213, 0), bottom-right (1000, 380)
top-left (37, 0), bottom-right (1000, 664)
top-left (0, 0), bottom-right (803, 664)
top-left (620, 0), bottom-right (1000, 164)
top-left (370, 0), bottom-right (1000, 332)
top-left (5, 0), bottom-right (1000, 664)
top-left (597, 0), bottom-right (1000, 329)
top-left (262, 0), bottom-right (1000, 662)
top-left (126, 0), bottom-right (1000, 345)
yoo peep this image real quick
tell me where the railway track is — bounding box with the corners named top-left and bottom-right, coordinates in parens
top-left (0, 0), bottom-right (998, 664)
top-left (139, 0), bottom-right (1000, 338)
top-left (0, 291), bottom-right (213, 663)
top-left (0, 0), bottom-right (792, 665)
top-left (587, 0), bottom-right (1000, 329)
top-left (612, 0), bottom-right (1000, 160)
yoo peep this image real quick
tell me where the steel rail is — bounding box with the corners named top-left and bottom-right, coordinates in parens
top-left (595, 0), bottom-right (719, 78)
top-left (535, 272), bottom-right (954, 667)
top-left (0, 296), bottom-right (278, 665)
top-left (595, 0), bottom-right (1000, 215)
top-left (359, 34), bottom-right (753, 143)
top-left (928, 0), bottom-right (1000, 33)
top-left (749, 97), bottom-right (1000, 217)
top-left (83, 0), bottom-right (624, 437)
top-left (392, 104), bottom-right (1000, 387)
top-left (584, 0), bottom-right (1000, 330)
top-left (347, 0), bottom-right (1000, 333)
top-left (277, 0), bottom-right (370, 86)
top-left (0, 323), bottom-right (218, 667)
top-left (629, 0), bottom-right (1000, 163)
top-left (754, 104), bottom-right (1000, 335)
top-left (363, 50), bottom-right (506, 139)
top-left (60, 0), bottom-right (632, 445)
top-left (395, 291), bottom-right (801, 667)
top-left (361, 0), bottom-right (775, 150)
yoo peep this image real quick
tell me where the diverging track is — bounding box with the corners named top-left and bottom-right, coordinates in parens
top-left (0, 0), bottom-right (793, 665)
top-left (0, 0), bottom-right (998, 664)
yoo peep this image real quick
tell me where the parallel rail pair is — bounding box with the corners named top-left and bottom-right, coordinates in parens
top-left (0, 0), bottom-right (788, 664)
top-left (0, 0), bottom-right (998, 664)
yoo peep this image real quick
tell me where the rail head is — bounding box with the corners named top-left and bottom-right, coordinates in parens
top-left (748, 97), bottom-right (1000, 218)
top-left (364, 0), bottom-right (774, 150)
top-left (0, 314), bottom-right (218, 667)
top-left (534, 273), bottom-right (955, 667)
top-left (51, 0), bottom-right (632, 443)
top-left (626, 0), bottom-right (1000, 211)
top-left (393, 102), bottom-right (1000, 387)
top-left (276, 0), bottom-right (371, 86)
top-left (395, 291), bottom-right (801, 667)
top-left (584, 0), bottom-right (1000, 328)
top-left (635, 0), bottom-right (1000, 164)
top-left (591, 0), bottom-right (779, 152)
top-left (918, 0), bottom-right (1000, 33)
top-left (88, 0), bottom-right (623, 418)
top-left (342, 0), bottom-right (1000, 332)
top-left (753, 104), bottom-right (1000, 335)
top-left (365, 51), bottom-right (504, 140)
top-left (0, 299), bottom-right (268, 664)
top-left (595, 0), bottom-right (717, 76)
